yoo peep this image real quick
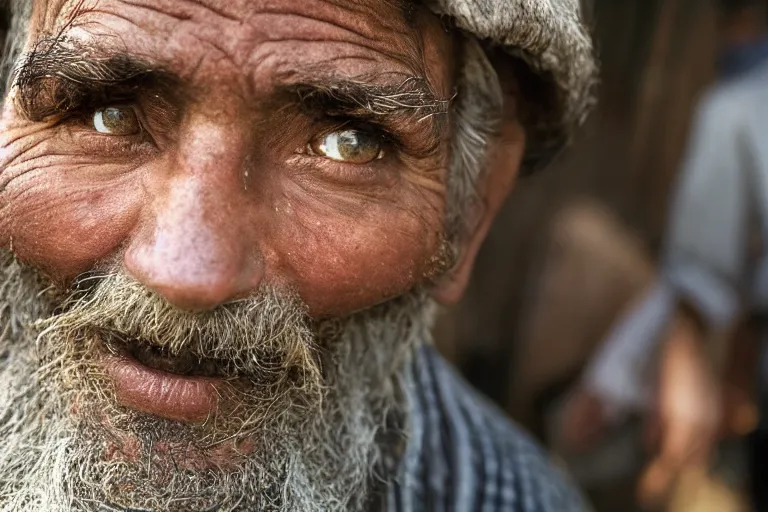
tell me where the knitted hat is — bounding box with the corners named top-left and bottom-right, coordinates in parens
top-left (428, 0), bottom-right (598, 169)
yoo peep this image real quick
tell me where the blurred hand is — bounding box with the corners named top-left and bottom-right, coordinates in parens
top-left (637, 314), bottom-right (722, 508)
top-left (558, 388), bottom-right (608, 454)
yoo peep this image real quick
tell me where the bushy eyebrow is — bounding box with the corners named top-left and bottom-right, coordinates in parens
top-left (283, 76), bottom-right (450, 122)
top-left (14, 36), bottom-right (175, 121)
top-left (13, 35), bottom-right (452, 143)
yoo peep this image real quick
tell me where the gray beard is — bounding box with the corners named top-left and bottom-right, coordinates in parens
top-left (0, 251), bottom-right (433, 511)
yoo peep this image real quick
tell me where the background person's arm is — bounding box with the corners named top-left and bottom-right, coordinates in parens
top-left (575, 86), bottom-right (752, 419)
top-left (562, 87), bottom-right (752, 495)
top-left (662, 86), bottom-right (753, 340)
top-left (586, 86), bottom-right (752, 417)
top-left (639, 87), bottom-right (754, 505)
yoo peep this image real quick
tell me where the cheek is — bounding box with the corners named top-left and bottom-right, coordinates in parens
top-left (1, 112), bottom-right (448, 313)
top-left (0, 119), bottom-right (148, 280)
top-left (2, 166), bottom-right (142, 281)
top-left (271, 191), bottom-right (444, 317)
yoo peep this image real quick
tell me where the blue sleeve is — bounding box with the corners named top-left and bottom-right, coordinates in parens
top-left (584, 88), bottom-right (755, 411)
top-left (662, 89), bottom-right (752, 330)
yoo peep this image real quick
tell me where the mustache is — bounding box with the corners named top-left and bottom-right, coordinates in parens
top-left (0, 257), bottom-right (419, 512)
top-left (36, 270), bottom-right (323, 383)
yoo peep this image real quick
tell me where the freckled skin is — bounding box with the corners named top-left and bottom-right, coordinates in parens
top-left (0, 0), bottom-right (457, 316)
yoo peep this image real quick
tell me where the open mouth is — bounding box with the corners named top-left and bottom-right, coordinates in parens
top-left (98, 332), bottom-right (233, 423)
top-left (104, 333), bottom-right (233, 379)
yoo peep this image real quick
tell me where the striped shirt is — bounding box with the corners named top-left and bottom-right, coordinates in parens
top-left (386, 345), bottom-right (589, 512)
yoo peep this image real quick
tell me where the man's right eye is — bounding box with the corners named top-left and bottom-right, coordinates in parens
top-left (92, 106), bottom-right (141, 136)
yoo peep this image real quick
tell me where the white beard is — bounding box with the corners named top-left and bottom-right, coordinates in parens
top-left (0, 252), bottom-right (432, 511)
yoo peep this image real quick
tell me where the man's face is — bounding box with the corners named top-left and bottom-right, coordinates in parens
top-left (1, 0), bottom-right (454, 314)
top-left (0, 1), bottom-right (458, 510)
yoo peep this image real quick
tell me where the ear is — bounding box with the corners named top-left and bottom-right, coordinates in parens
top-left (430, 68), bottom-right (527, 305)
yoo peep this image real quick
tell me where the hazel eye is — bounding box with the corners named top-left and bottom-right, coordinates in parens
top-left (309, 129), bottom-right (384, 164)
top-left (92, 106), bottom-right (140, 135)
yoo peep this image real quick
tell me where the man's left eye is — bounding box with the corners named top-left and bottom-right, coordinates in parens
top-left (92, 106), bottom-right (141, 136)
top-left (309, 129), bottom-right (384, 164)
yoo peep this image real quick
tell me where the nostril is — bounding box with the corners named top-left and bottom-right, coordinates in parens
top-left (71, 267), bottom-right (107, 295)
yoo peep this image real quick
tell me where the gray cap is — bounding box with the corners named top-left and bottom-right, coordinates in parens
top-left (428, 0), bottom-right (597, 169)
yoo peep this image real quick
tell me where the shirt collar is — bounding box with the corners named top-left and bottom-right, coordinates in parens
top-left (719, 36), bottom-right (768, 79)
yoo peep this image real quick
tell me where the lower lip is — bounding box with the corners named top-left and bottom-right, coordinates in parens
top-left (103, 352), bottom-right (222, 424)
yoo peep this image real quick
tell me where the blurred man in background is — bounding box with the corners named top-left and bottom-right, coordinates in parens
top-left (561, 0), bottom-right (768, 508)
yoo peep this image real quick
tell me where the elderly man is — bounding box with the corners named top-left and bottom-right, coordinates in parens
top-left (0, 1), bottom-right (595, 510)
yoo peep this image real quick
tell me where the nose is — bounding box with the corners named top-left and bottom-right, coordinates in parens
top-left (124, 119), bottom-right (264, 311)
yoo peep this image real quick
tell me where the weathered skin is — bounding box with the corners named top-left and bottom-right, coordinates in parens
top-left (0, 0), bottom-right (467, 318)
top-left (0, 0), bottom-right (527, 435)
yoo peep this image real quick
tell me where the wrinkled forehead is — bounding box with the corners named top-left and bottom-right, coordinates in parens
top-left (29, 0), bottom-right (440, 94)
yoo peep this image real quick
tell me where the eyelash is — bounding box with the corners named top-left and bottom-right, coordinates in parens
top-left (313, 118), bottom-right (387, 139)
top-left (53, 108), bottom-right (157, 162)
top-left (311, 120), bottom-right (413, 167)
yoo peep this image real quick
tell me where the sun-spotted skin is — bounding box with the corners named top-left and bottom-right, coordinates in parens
top-left (0, 0), bottom-right (463, 318)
